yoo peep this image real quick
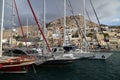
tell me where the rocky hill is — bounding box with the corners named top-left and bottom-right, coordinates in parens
top-left (3, 15), bottom-right (98, 39)
top-left (46, 15), bottom-right (98, 28)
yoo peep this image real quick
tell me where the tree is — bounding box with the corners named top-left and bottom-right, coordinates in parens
top-left (18, 43), bottom-right (24, 47)
top-left (13, 35), bottom-right (23, 41)
top-left (103, 33), bottom-right (109, 38)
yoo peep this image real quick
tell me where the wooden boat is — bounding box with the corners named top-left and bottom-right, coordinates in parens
top-left (0, 0), bottom-right (36, 73)
top-left (0, 56), bottom-right (35, 73)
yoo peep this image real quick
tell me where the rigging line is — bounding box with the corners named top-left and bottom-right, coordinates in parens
top-left (32, 64), bottom-right (37, 74)
top-left (14, 0), bottom-right (30, 51)
top-left (89, 0), bottom-right (110, 49)
top-left (85, 8), bottom-right (101, 47)
top-left (53, 1), bottom-right (63, 45)
top-left (54, 0), bottom-right (61, 21)
top-left (85, 9), bottom-right (93, 27)
top-left (89, 0), bottom-right (101, 25)
top-left (27, 0), bottom-right (53, 54)
top-left (67, 0), bottom-right (90, 48)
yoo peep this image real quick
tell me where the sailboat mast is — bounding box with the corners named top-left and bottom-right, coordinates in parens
top-left (89, 0), bottom-right (110, 49)
top-left (0, 0), bottom-right (5, 57)
top-left (84, 0), bottom-right (86, 38)
top-left (14, 0), bottom-right (30, 50)
top-left (26, 17), bottom-right (28, 38)
top-left (63, 0), bottom-right (67, 46)
top-left (43, 0), bottom-right (46, 54)
top-left (10, 0), bottom-right (15, 46)
top-left (27, 0), bottom-right (52, 52)
top-left (83, 0), bottom-right (87, 51)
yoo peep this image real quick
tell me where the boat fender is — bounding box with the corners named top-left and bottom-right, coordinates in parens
top-left (32, 56), bottom-right (35, 60)
top-left (28, 56), bottom-right (35, 60)
top-left (14, 58), bottom-right (21, 62)
top-left (93, 55), bottom-right (95, 57)
top-left (64, 51), bottom-right (66, 53)
top-left (21, 55), bottom-right (26, 60)
top-left (17, 58), bottom-right (22, 62)
top-left (101, 55), bottom-right (105, 59)
top-left (0, 64), bottom-right (2, 68)
top-left (7, 59), bottom-right (14, 62)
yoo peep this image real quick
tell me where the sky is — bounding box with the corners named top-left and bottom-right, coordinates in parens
top-left (1, 0), bottom-right (120, 28)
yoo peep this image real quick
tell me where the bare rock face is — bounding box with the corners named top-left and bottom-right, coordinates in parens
top-left (46, 15), bottom-right (98, 29)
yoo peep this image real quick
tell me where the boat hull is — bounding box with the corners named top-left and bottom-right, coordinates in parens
top-left (0, 56), bottom-right (35, 73)
top-left (41, 59), bottom-right (74, 65)
top-left (0, 65), bottom-right (29, 73)
top-left (74, 52), bottom-right (113, 60)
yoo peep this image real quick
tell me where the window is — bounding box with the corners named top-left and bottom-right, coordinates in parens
top-left (13, 50), bottom-right (26, 55)
top-left (28, 50), bottom-right (38, 54)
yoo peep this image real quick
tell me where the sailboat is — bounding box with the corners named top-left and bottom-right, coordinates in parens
top-left (0, 0), bottom-right (35, 73)
top-left (69, 0), bottom-right (113, 60)
top-left (26, 0), bottom-right (79, 66)
top-left (44, 0), bottom-right (82, 65)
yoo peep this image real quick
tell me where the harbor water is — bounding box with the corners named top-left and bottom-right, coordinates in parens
top-left (0, 51), bottom-right (120, 80)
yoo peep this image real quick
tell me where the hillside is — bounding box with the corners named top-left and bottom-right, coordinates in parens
top-left (46, 15), bottom-right (98, 28)
top-left (3, 15), bottom-right (98, 39)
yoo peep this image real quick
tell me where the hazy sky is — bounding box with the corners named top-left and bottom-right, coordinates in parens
top-left (1, 0), bottom-right (120, 28)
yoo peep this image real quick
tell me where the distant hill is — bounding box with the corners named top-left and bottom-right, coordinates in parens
top-left (46, 15), bottom-right (99, 28)
top-left (3, 15), bottom-right (99, 39)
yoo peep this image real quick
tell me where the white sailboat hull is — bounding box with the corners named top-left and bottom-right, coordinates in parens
top-left (73, 52), bottom-right (113, 60)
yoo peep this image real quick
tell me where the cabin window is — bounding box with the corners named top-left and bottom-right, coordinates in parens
top-left (13, 50), bottom-right (26, 55)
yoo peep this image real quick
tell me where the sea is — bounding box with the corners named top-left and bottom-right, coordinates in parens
top-left (0, 51), bottom-right (120, 80)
